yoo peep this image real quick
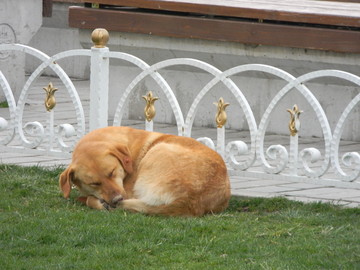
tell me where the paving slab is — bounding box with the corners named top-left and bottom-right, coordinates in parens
top-left (231, 189), bottom-right (278, 198)
top-left (313, 191), bottom-right (360, 200)
top-left (238, 185), bottom-right (301, 194)
top-left (345, 197), bottom-right (360, 203)
top-left (284, 196), bottom-right (350, 206)
top-left (231, 179), bottom-right (293, 189)
top-left (278, 182), bottom-right (334, 190)
top-left (283, 188), bottom-right (359, 198)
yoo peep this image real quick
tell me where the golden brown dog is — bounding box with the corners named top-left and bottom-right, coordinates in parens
top-left (59, 126), bottom-right (231, 216)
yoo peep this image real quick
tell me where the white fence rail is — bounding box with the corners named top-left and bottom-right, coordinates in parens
top-left (0, 29), bottom-right (359, 187)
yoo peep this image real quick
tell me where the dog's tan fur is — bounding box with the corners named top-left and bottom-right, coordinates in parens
top-left (59, 127), bottom-right (231, 216)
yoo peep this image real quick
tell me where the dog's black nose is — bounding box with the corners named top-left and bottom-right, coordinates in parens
top-left (111, 195), bottom-right (124, 206)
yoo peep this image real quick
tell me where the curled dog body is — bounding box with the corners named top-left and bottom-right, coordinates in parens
top-left (59, 127), bottom-right (231, 217)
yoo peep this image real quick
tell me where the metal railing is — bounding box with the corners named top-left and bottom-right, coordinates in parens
top-left (0, 28), bottom-right (359, 187)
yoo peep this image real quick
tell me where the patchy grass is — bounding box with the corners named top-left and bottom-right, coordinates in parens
top-left (0, 101), bottom-right (9, 108)
top-left (0, 164), bottom-right (359, 269)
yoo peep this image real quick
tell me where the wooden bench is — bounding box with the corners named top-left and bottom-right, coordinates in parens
top-left (69, 0), bottom-right (360, 53)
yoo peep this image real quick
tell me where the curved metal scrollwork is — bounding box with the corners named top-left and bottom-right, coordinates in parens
top-left (1, 42), bottom-right (359, 186)
top-left (110, 56), bottom-right (359, 185)
top-left (0, 71), bottom-right (16, 145)
top-left (0, 44), bottom-right (86, 155)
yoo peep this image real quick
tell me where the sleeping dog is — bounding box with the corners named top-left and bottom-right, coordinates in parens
top-left (59, 126), bottom-right (230, 216)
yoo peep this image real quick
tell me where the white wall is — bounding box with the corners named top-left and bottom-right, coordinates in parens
top-left (0, 0), bottom-right (42, 100)
top-left (26, 2), bottom-right (90, 79)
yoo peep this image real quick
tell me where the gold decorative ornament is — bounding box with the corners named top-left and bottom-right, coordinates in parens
top-left (43, 82), bottom-right (58, 112)
top-left (214, 97), bottom-right (230, 128)
top-left (91, 28), bottom-right (109, 48)
top-left (142, 91), bottom-right (159, 122)
top-left (287, 104), bottom-right (303, 136)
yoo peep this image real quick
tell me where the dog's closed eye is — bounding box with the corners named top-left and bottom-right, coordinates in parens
top-left (107, 168), bottom-right (115, 178)
top-left (89, 182), bottom-right (101, 187)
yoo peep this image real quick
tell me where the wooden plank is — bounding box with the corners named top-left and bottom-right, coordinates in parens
top-left (80, 0), bottom-right (360, 27)
top-left (69, 6), bottom-right (360, 53)
top-left (322, 1), bottom-right (360, 3)
top-left (43, 0), bottom-right (53, 17)
top-left (54, 0), bottom-right (82, 2)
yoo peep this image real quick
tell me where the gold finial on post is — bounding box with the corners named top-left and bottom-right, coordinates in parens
top-left (287, 104), bottom-right (303, 136)
top-left (142, 91), bottom-right (159, 122)
top-left (43, 82), bottom-right (58, 112)
top-left (214, 97), bottom-right (230, 128)
top-left (91, 28), bottom-right (109, 48)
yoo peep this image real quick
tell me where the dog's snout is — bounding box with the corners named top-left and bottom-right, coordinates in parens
top-left (111, 195), bottom-right (124, 206)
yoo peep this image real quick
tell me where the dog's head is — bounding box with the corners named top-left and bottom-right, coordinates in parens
top-left (59, 141), bottom-right (133, 208)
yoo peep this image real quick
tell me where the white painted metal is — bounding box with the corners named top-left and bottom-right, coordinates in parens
top-left (89, 46), bottom-right (109, 132)
top-left (110, 53), bottom-right (185, 135)
top-left (145, 120), bottom-right (153, 132)
top-left (0, 44), bottom-right (86, 157)
top-left (0, 71), bottom-right (16, 145)
top-left (0, 43), bottom-right (359, 187)
top-left (217, 126), bottom-right (226, 158)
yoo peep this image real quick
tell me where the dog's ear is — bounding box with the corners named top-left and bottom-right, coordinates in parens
top-left (59, 166), bottom-right (74, 198)
top-left (111, 144), bottom-right (133, 174)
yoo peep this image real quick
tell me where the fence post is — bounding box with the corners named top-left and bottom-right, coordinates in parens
top-left (214, 97), bottom-right (229, 158)
top-left (89, 28), bottom-right (109, 132)
top-left (287, 104), bottom-right (302, 175)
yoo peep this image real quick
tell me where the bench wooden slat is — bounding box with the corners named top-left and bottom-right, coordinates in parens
top-left (81, 0), bottom-right (360, 27)
top-left (69, 6), bottom-right (360, 53)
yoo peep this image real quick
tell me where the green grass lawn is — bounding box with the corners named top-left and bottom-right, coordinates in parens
top-left (0, 164), bottom-right (359, 270)
top-left (0, 101), bottom-right (9, 108)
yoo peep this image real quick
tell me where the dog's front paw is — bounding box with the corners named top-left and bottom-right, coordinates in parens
top-left (86, 196), bottom-right (109, 210)
top-left (99, 199), bottom-right (113, 210)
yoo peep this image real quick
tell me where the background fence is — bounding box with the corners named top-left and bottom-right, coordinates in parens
top-left (0, 29), bottom-right (359, 188)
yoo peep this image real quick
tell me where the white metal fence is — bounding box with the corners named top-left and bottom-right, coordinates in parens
top-left (0, 29), bottom-right (359, 187)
